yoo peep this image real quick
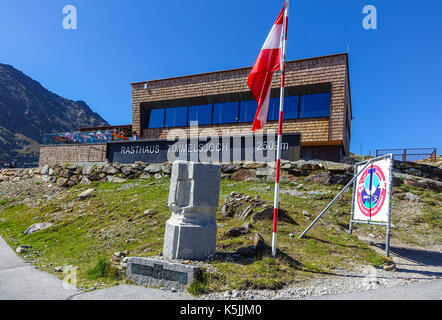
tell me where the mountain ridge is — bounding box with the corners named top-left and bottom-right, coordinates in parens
top-left (0, 63), bottom-right (109, 167)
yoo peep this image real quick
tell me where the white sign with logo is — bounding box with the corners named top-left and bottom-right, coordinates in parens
top-left (353, 158), bottom-right (392, 223)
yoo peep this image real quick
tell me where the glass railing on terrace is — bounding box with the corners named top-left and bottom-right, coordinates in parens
top-left (42, 130), bottom-right (114, 145)
top-left (376, 148), bottom-right (437, 162)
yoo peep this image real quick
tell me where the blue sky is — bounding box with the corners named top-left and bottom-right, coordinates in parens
top-left (0, 0), bottom-right (441, 155)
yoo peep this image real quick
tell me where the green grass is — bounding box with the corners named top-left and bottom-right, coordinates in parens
top-left (413, 208), bottom-right (441, 229)
top-left (87, 258), bottom-right (120, 280)
top-left (0, 198), bottom-right (19, 206)
top-left (0, 175), bottom-right (439, 294)
top-left (187, 268), bottom-right (209, 296)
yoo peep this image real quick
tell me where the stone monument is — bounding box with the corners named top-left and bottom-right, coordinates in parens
top-left (163, 161), bottom-right (221, 260)
top-left (126, 161), bottom-right (221, 290)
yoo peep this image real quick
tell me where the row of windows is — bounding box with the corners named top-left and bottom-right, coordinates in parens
top-left (147, 93), bottom-right (330, 129)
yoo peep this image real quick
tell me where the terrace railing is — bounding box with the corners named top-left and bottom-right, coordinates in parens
top-left (42, 130), bottom-right (114, 145)
top-left (376, 148), bottom-right (437, 162)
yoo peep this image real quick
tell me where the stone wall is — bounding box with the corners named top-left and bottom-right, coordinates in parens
top-left (2, 159), bottom-right (441, 193)
top-left (39, 144), bottom-right (107, 166)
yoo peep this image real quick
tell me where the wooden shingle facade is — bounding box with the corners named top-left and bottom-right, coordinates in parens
top-left (131, 53), bottom-right (352, 162)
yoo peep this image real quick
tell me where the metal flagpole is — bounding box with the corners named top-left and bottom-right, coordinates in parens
top-left (348, 164), bottom-right (357, 234)
top-left (272, 0), bottom-right (289, 258)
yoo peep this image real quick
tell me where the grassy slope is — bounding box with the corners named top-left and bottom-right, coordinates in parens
top-left (0, 176), bottom-right (440, 293)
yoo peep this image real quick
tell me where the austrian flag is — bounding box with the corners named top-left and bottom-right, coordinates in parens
top-left (248, 4), bottom-right (286, 131)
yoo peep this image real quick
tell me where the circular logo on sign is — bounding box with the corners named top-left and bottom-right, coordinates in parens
top-left (356, 165), bottom-right (387, 217)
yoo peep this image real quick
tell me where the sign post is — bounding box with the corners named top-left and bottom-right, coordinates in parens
top-left (299, 153), bottom-right (395, 259)
top-left (349, 154), bottom-right (394, 257)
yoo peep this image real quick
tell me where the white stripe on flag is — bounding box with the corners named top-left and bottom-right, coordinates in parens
top-left (256, 84), bottom-right (272, 126)
top-left (262, 24), bottom-right (283, 50)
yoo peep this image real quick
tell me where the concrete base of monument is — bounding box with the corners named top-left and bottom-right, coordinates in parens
top-left (126, 257), bottom-right (200, 291)
top-left (163, 219), bottom-right (217, 261)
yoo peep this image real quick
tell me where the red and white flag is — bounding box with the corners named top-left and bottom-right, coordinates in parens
top-left (248, 4), bottom-right (285, 131)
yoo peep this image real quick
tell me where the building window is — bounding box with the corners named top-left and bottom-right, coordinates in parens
top-left (284, 96), bottom-right (300, 119)
top-left (299, 93), bottom-right (330, 118)
top-left (146, 91), bottom-right (330, 129)
top-left (268, 96), bottom-right (299, 121)
top-left (189, 104), bottom-right (212, 126)
top-left (148, 108), bottom-right (165, 128)
top-left (213, 102), bottom-right (239, 124)
top-left (165, 106), bottom-right (187, 127)
top-left (239, 100), bottom-right (257, 123)
top-left (268, 98), bottom-right (280, 121)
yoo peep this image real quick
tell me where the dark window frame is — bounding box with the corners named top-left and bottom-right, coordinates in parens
top-left (164, 106), bottom-right (188, 128)
top-left (147, 108), bottom-right (166, 129)
top-left (189, 104), bottom-right (213, 126)
top-left (212, 101), bottom-right (240, 125)
top-left (299, 92), bottom-right (331, 119)
top-left (239, 100), bottom-right (258, 123)
top-left (267, 96), bottom-right (300, 122)
top-left (146, 91), bottom-right (330, 129)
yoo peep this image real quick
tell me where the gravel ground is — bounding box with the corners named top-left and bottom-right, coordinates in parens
top-left (202, 239), bottom-right (442, 300)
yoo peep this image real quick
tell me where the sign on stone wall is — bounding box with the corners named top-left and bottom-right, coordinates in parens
top-left (107, 133), bottom-right (301, 164)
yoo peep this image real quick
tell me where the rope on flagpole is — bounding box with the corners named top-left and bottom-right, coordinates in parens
top-left (272, 0), bottom-right (289, 258)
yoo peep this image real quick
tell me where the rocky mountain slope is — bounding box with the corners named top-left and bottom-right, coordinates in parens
top-left (0, 63), bottom-right (109, 167)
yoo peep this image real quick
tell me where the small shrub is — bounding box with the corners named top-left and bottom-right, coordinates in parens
top-left (304, 262), bottom-right (324, 272)
top-left (87, 258), bottom-right (120, 280)
top-left (187, 268), bottom-right (209, 296)
top-left (0, 199), bottom-right (8, 206)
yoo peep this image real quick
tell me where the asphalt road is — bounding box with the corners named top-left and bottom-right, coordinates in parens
top-left (305, 279), bottom-right (442, 300)
top-left (0, 236), bottom-right (191, 300)
top-left (0, 236), bottom-right (80, 299)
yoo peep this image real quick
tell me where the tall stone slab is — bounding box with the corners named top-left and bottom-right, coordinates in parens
top-left (163, 161), bottom-right (221, 260)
